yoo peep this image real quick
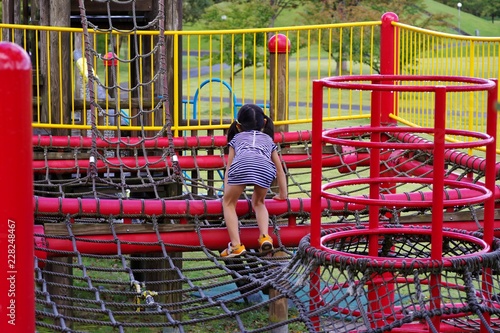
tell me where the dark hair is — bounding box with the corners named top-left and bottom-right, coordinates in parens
top-left (227, 104), bottom-right (275, 142)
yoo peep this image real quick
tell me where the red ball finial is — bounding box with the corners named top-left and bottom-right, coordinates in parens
top-left (268, 34), bottom-right (291, 54)
top-left (103, 51), bottom-right (118, 67)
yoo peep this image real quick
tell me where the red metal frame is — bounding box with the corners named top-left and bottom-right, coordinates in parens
top-left (380, 12), bottom-right (399, 125)
top-left (32, 152), bottom-right (358, 173)
top-left (33, 130), bottom-right (312, 149)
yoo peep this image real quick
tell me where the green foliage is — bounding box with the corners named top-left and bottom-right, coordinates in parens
top-left (183, 0), bottom-right (214, 24)
top-left (437, 0), bottom-right (500, 23)
top-left (196, 0), bottom-right (304, 77)
top-left (480, 1), bottom-right (500, 23)
top-left (298, 0), bottom-right (382, 73)
top-left (201, 1), bottom-right (275, 31)
top-left (200, 1), bottom-right (275, 76)
top-left (194, 0), bottom-right (497, 79)
top-left (298, 0), bottom-right (454, 74)
top-left (422, 0), bottom-right (500, 36)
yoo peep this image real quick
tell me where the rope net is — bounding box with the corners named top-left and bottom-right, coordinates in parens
top-left (33, 1), bottom-right (500, 332)
top-left (290, 226), bottom-right (500, 333)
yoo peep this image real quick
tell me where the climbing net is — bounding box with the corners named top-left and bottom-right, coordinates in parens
top-left (33, 1), bottom-right (500, 332)
top-left (290, 226), bottom-right (500, 332)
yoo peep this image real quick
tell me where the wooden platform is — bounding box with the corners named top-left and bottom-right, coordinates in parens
top-left (44, 222), bottom-right (195, 236)
top-left (71, 0), bottom-right (153, 14)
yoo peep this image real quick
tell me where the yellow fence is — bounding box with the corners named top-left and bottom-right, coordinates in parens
top-left (395, 22), bottom-right (500, 141)
top-left (0, 16), bottom-right (499, 140)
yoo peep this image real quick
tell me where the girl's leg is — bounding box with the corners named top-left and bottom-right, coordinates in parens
top-left (223, 184), bottom-right (246, 246)
top-left (252, 186), bottom-right (273, 252)
top-left (252, 185), bottom-right (269, 236)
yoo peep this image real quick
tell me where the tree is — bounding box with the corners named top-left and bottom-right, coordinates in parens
top-left (266, 0), bottom-right (301, 27)
top-left (480, 1), bottom-right (500, 23)
top-left (200, 0), bottom-right (301, 79)
top-left (201, 1), bottom-right (275, 77)
top-left (299, 0), bottom-right (373, 74)
top-left (437, 0), bottom-right (500, 23)
top-left (299, 0), bottom-right (453, 74)
top-left (182, 0), bottom-right (214, 24)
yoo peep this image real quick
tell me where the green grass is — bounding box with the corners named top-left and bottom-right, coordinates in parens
top-left (183, 1), bottom-right (500, 37)
top-left (36, 253), bottom-right (309, 333)
top-left (422, 0), bottom-right (500, 37)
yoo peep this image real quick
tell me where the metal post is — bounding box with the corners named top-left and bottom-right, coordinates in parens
top-left (379, 12), bottom-right (399, 125)
top-left (268, 33), bottom-right (291, 133)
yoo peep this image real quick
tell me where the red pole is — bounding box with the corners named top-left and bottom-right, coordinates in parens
top-left (482, 79), bottom-right (498, 248)
top-left (0, 42), bottom-right (34, 332)
top-left (103, 52), bottom-right (118, 99)
top-left (378, 16), bottom-right (400, 326)
top-left (268, 33), bottom-right (291, 134)
top-left (311, 80), bottom-right (324, 249)
top-left (379, 12), bottom-right (399, 125)
top-left (310, 79), bottom-right (324, 331)
top-left (367, 83), bottom-right (387, 329)
top-left (480, 79), bottom-right (497, 333)
top-left (369, 83), bottom-right (381, 247)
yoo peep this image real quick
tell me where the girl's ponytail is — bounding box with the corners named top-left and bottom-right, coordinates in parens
top-left (227, 120), bottom-right (239, 143)
top-left (262, 114), bottom-right (275, 139)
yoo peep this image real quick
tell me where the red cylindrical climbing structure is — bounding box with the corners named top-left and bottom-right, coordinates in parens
top-left (310, 74), bottom-right (498, 332)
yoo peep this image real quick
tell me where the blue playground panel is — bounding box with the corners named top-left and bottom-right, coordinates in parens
top-left (182, 78), bottom-right (269, 119)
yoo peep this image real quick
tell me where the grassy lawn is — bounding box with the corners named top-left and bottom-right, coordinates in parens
top-left (422, 0), bottom-right (500, 37)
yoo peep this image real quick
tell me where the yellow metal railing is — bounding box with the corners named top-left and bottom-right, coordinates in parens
top-left (395, 22), bottom-right (500, 144)
top-left (0, 19), bottom-right (498, 142)
top-left (1, 21), bottom-right (380, 135)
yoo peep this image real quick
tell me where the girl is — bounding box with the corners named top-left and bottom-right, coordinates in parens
top-left (221, 104), bottom-right (287, 257)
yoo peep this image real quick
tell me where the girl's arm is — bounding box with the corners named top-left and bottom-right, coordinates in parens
top-left (271, 150), bottom-right (287, 200)
top-left (224, 147), bottom-right (235, 188)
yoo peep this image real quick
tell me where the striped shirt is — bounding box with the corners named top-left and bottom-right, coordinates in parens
top-left (227, 130), bottom-right (277, 188)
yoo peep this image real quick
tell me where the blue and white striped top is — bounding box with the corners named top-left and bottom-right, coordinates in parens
top-left (227, 130), bottom-right (277, 188)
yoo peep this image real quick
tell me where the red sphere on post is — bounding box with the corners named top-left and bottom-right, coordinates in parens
top-left (268, 34), bottom-right (291, 54)
top-left (103, 51), bottom-right (118, 67)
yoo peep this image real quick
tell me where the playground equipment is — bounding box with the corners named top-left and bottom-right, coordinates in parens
top-left (31, 63), bottom-right (500, 333)
top-left (30, 67), bottom-right (500, 332)
top-left (2, 1), bottom-right (500, 332)
top-left (0, 41), bottom-right (35, 333)
top-left (306, 74), bottom-right (500, 332)
top-left (188, 78), bottom-right (237, 119)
